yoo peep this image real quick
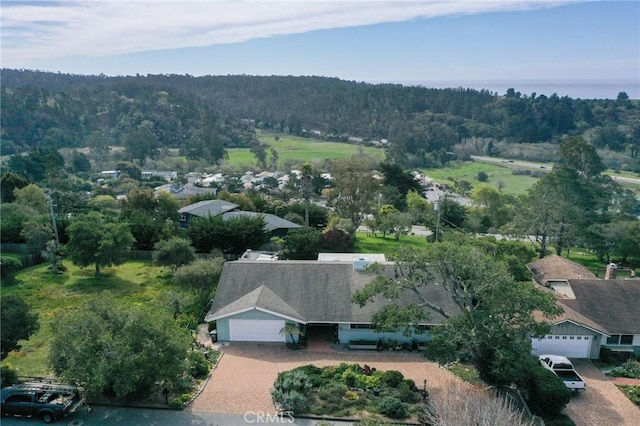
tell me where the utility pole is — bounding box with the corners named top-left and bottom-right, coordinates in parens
top-left (434, 197), bottom-right (441, 242)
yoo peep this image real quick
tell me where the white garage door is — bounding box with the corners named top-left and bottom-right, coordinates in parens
top-left (228, 319), bottom-right (285, 342)
top-left (532, 335), bottom-right (591, 358)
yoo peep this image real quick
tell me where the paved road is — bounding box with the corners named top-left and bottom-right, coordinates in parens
top-left (0, 405), bottom-right (354, 426)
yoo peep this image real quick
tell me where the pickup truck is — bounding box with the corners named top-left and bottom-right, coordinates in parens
top-left (539, 354), bottom-right (587, 392)
top-left (1, 382), bottom-right (87, 423)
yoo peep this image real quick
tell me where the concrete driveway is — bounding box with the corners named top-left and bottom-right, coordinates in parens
top-left (188, 343), bottom-right (463, 415)
top-left (565, 359), bottom-right (639, 426)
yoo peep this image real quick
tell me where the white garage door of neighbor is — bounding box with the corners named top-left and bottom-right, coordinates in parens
top-left (532, 335), bottom-right (592, 358)
top-left (228, 319), bottom-right (286, 342)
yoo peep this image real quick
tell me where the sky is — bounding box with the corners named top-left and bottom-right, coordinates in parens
top-left (1, 0), bottom-right (639, 98)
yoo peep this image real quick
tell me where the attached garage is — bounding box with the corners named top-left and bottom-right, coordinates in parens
top-left (228, 319), bottom-right (285, 342)
top-left (532, 335), bottom-right (592, 358)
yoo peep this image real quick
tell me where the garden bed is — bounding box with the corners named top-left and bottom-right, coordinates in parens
top-left (271, 363), bottom-right (425, 422)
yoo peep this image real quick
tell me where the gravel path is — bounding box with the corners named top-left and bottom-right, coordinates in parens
top-left (566, 359), bottom-right (639, 426)
top-left (188, 343), bottom-right (463, 414)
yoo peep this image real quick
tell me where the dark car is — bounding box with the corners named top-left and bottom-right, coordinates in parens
top-left (1, 382), bottom-right (87, 423)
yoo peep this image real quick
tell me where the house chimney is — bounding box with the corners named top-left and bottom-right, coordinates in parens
top-left (605, 263), bottom-right (617, 280)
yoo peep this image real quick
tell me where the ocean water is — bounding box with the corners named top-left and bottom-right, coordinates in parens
top-left (395, 80), bottom-right (640, 100)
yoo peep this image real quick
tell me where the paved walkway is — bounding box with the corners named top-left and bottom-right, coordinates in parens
top-left (566, 359), bottom-right (639, 426)
top-left (188, 342), bottom-right (463, 415)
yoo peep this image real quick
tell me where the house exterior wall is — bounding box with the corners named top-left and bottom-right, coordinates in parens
top-left (213, 309), bottom-right (287, 341)
top-left (336, 324), bottom-right (432, 345)
top-left (547, 323), bottom-right (602, 359)
top-left (600, 334), bottom-right (640, 357)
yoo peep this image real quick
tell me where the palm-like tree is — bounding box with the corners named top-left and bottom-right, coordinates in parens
top-left (280, 322), bottom-right (302, 344)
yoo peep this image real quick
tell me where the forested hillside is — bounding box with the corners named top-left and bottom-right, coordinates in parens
top-left (2, 69), bottom-right (639, 171)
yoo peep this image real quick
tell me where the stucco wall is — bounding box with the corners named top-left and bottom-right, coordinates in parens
top-left (600, 334), bottom-right (640, 357)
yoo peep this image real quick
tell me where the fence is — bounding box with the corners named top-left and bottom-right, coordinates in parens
top-left (1, 244), bottom-right (44, 268)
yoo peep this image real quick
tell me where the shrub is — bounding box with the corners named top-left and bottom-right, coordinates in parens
top-left (317, 383), bottom-right (348, 402)
top-left (0, 256), bottom-right (22, 282)
top-left (271, 370), bottom-right (313, 413)
top-left (187, 351), bottom-right (210, 379)
top-left (376, 396), bottom-right (408, 419)
top-left (526, 367), bottom-right (571, 417)
top-left (610, 359), bottom-right (640, 379)
top-left (617, 385), bottom-right (640, 406)
top-left (600, 347), bottom-right (633, 364)
top-left (0, 364), bottom-right (19, 386)
top-left (476, 171), bottom-right (489, 182)
top-left (423, 381), bottom-right (535, 426)
top-left (168, 397), bottom-right (184, 409)
top-left (380, 370), bottom-right (405, 388)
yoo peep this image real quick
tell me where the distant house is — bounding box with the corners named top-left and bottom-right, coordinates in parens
top-left (527, 255), bottom-right (640, 358)
top-left (178, 200), bottom-right (239, 226)
top-left (177, 199), bottom-right (300, 238)
top-left (155, 183), bottom-right (217, 200)
top-left (205, 258), bottom-right (453, 343)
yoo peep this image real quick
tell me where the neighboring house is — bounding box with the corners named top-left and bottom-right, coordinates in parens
top-left (205, 259), bottom-right (458, 344)
top-left (178, 199), bottom-right (301, 238)
top-left (178, 200), bottom-right (239, 227)
top-left (527, 255), bottom-right (640, 359)
top-left (221, 211), bottom-right (300, 238)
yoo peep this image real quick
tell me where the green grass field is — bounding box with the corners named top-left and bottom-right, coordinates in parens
top-left (225, 132), bottom-right (385, 168)
top-left (424, 162), bottom-right (540, 195)
top-left (1, 260), bottom-right (187, 376)
top-left (354, 232), bottom-right (429, 256)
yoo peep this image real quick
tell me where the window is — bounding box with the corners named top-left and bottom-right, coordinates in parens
top-left (621, 335), bottom-right (634, 345)
top-left (607, 335), bottom-right (634, 345)
top-left (416, 325), bottom-right (432, 331)
top-left (6, 394), bottom-right (32, 403)
top-left (180, 214), bottom-right (187, 222)
top-left (350, 324), bottom-right (373, 329)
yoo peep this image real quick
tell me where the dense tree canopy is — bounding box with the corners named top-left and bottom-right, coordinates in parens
top-left (352, 240), bottom-right (560, 387)
top-left (0, 295), bottom-right (38, 359)
top-left (66, 211), bottom-right (135, 277)
top-left (49, 296), bottom-right (190, 398)
top-left (2, 70), bottom-right (637, 174)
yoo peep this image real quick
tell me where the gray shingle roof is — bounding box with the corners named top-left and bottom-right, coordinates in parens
top-left (205, 261), bottom-right (461, 324)
top-left (178, 199), bottom-right (239, 216)
top-left (561, 279), bottom-right (640, 334)
top-left (222, 211), bottom-right (301, 232)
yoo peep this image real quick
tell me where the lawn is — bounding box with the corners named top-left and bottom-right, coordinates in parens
top-left (354, 233), bottom-right (429, 256)
top-left (225, 132), bottom-right (385, 168)
top-left (424, 161), bottom-right (540, 195)
top-left (1, 260), bottom-right (189, 377)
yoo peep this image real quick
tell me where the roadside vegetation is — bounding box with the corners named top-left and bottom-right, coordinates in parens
top-left (1, 260), bottom-right (216, 405)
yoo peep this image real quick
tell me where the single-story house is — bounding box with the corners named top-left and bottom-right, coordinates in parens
top-left (178, 199), bottom-right (301, 239)
top-left (527, 255), bottom-right (640, 359)
top-left (178, 200), bottom-right (239, 226)
top-left (204, 258), bottom-right (458, 344)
